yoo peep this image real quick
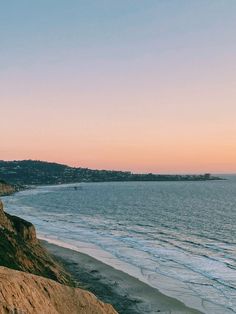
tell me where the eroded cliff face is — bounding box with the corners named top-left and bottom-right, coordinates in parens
top-left (0, 199), bottom-right (118, 313)
top-left (0, 266), bottom-right (118, 314)
top-left (0, 200), bottom-right (118, 313)
top-left (0, 199), bottom-right (72, 285)
top-left (0, 200), bottom-right (13, 230)
top-left (0, 200), bottom-right (117, 314)
top-left (0, 181), bottom-right (15, 196)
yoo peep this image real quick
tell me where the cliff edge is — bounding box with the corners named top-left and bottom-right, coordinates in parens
top-left (0, 199), bottom-right (71, 285)
top-left (0, 180), bottom-right (16, 196)
top-left (0, 266), bottom-right (117, 314)
top-left (0, 199), bottom-right (118, 313)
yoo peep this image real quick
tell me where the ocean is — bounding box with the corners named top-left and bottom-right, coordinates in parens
top-left (3, 176), bottom-right (236, 314)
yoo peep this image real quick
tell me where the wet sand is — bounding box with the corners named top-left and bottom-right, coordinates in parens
top-left (42, 240), bottom-right (203, 314)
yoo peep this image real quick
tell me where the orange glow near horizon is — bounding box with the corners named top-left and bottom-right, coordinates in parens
top-left (1, 74), bottom-right (236, 174)
top-left (1, 1), bottom-right (236, 174)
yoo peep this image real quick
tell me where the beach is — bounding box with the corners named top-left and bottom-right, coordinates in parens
top-left (4, 179), bottom-right (236, 314)
top-left (42, 240), bottom-right (202, 314)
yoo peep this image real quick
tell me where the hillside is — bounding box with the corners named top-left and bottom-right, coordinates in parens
top-left (0, 199), bottom-right (117, 313)
top-left (0, 199), bottom-right (72, 285)
top-left (0, 160), bottom-right (221, 185)
top-left (0, 267), bottom-right (117, 314)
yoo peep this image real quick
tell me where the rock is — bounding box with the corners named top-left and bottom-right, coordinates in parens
top-left (0, 199), bottom-right (13, 231)
top-left (0, 198), bottom-right (37, 243)
top-left (0, 199), bottom-right (118, 313)
top-left (0, 181), bottom-right (16, 196)
top-left (0, 199), bottom-right (72, 285)
top-left (0, 266), bottom-right (118, 314)
top-left (7, 213), bottom-right (38, 244)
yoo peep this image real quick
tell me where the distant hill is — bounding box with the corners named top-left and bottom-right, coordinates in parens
top-left (0, 160), bottom-right (222, 186)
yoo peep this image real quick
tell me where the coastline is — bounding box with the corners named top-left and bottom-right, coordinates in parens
top-left (42, 240), bottom-right (203, 314)
top-left (4, 180), bottom-right (235, 314)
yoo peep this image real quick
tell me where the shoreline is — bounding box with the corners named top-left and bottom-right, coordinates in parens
top-left (4, 182), bottom-right (234, 314)
top-left (42, 240), bottom-right (203, 314)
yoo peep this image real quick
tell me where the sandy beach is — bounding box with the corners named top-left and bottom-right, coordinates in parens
top-left (42, 240), bottom-right (202, 314)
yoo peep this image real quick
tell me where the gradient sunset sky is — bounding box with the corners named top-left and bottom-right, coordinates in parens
top-left (1, 1), bottom-right (236, 173)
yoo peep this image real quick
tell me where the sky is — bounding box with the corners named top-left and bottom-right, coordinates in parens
top-left (1, 0), bottom-right (236, 173)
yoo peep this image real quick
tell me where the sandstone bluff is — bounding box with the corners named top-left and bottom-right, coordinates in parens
top-left (0, 267), bottom-right (117, 314)
top-left (0, 198), bottom-right (117, 314)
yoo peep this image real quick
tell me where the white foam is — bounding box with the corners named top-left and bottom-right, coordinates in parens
top-left (39, 234), bottom-right (233, 314)
top-left (3, 181), bottom-right (236, 314)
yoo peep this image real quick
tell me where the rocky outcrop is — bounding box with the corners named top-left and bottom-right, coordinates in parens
top-left (6, 213), bottom-right (38, 243)
top-left (0, 180), bottom-right (16, 196)
top-left (0, 199), bottom-right (13, 230)
top-left (0, 199), bottom-right (37, 242)
top-left (0, 266), bottom-right (117, 314)
top-left (0, 199), bottom-right (118, 313)
top-left (0, 199), bottom-right (72, 285)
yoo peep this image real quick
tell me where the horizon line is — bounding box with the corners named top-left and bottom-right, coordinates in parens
top-left (1, 159), bottom-right (235, 176)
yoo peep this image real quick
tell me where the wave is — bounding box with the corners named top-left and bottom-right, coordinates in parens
top-left (3, 181), bottom-right (236, 314)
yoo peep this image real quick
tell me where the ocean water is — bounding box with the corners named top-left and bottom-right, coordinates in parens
top-left (3, 177), bottom-right (236, 314)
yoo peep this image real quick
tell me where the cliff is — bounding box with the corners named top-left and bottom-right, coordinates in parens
top-left (0, 266), bottom-right (117, 314)
top-left (0, 180), bottom-right (16, 196)
top-left (0, 199), bottom-right (72, 285)
top-left (0, 199), bottom-right (117, 313)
